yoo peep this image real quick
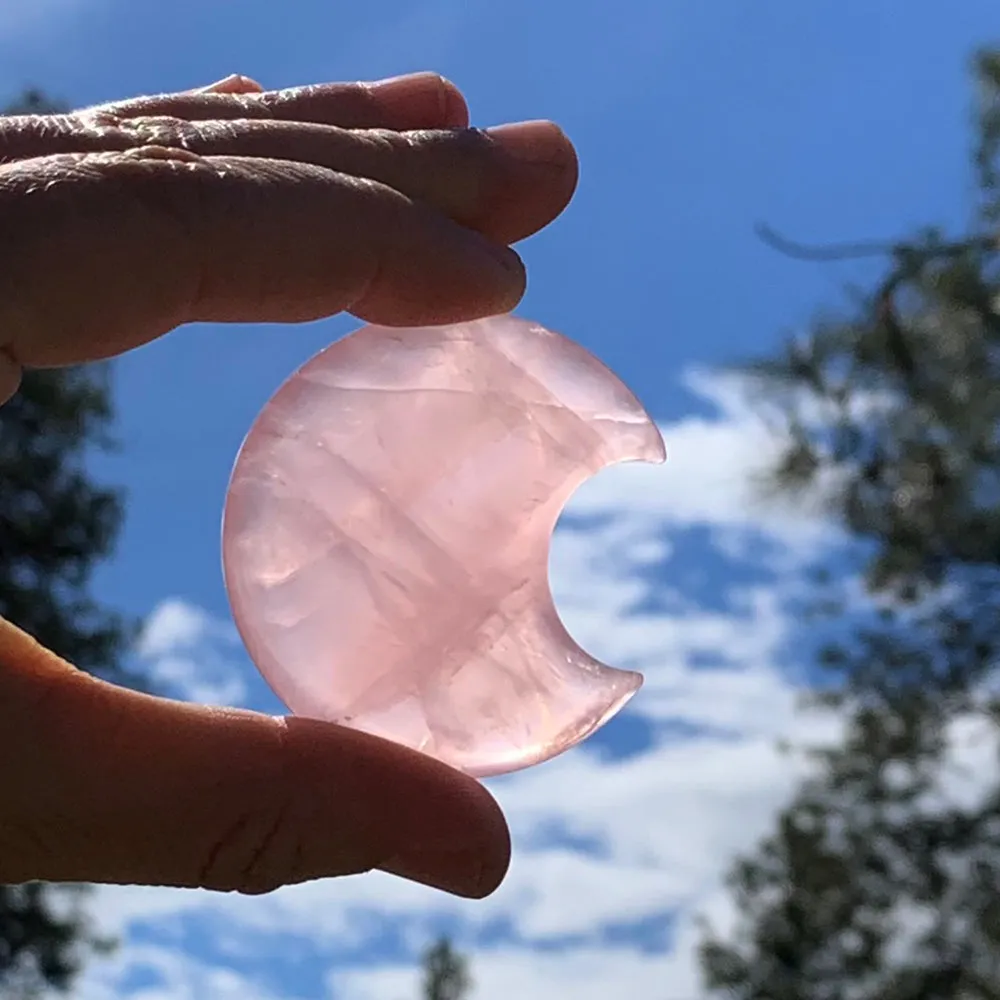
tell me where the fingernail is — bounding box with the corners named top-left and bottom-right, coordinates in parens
top-left (198, 74), bottom-right (263, 94)
top-left (371, 71), bottom-right (441, 87)
top-left (370, 71), bottom-right (445, 99)
top-left (486, 120), bottom-right (573, 166)
top-left (381, 845), bottom-right (503, 899)
top-left (483, 240), bottom-right (525, 281)
top-left (458, 221), bottom-right (525, 283)
top-left (365, 72), bottom-right (443, 119)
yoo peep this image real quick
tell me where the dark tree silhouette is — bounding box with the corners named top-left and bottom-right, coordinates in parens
top-left (0, 91), bottom-right (138, 996)
top-left (701, 47), bottom-right (1000, 1000)
top-left (422, 938), bottom-right (472, 1000)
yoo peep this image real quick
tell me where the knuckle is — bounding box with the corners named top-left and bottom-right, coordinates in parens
top-left (389, 126), bottom-right (499, 199)
top-left (80, 109), bottom-right (126, 129)
top-left (80, 109), bottom-right (213, 157)
top-left (0, 113), bottom-right (83, 164)
top-left (220, 91), bottom-right (272, 118)
top-left (0, 108), bottom-right (210, 166)
top-left (356, 80), bottom-right (392, 114)
top-left (249, 88), bottom-right (296, 118)
top-left (195, 723), bottom-right (310, 896)
top-left (359, 126), bottom-right (411, 160)
top-left (113, 115), bottom-right (200, 151)
top-left (357, 126), bottom-right (488, 178)
top-left (115, 144), bottom-right (206, 166)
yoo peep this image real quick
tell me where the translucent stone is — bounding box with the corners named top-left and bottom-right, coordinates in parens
top-left (222, 315), bottom-right (665, 777)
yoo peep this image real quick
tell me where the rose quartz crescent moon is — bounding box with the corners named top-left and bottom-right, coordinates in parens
top-left (222, 315), bottom-right (665, 777)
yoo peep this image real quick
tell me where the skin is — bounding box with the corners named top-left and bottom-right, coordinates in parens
top-left (0, 72), bottom-right (579, 899)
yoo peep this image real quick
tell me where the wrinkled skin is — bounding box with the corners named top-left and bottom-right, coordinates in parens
top-left (0, 72), bottom-right (578, 898)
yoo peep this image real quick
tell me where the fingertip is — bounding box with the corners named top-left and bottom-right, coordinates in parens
top-left (478, 121), bottom-right (579, 245)
top-left (438, 76), bottom-right (470, 128)
top-left (0, 609), bottom-right (512, 897)
top-left (462, 780), bottom-right (512, 897)
top-left (483, 240), bottom-right (528, 306)
top-left (195, 74), bottom-right (264, 95)
top-left (367, 72), bottom-right (469, 129)
top-left (381, 816), bottom-right (510, 899)
top-left (379, 767), bottom-right (511, 898)
top-left (351, 226), bottom-right (526, 328)
top-left (282, 718), bottom-right (511, 899)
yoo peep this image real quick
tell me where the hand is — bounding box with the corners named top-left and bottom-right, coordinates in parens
top-left (0, 72), bottom-right (579, 898)
top-left (0, 71), bottom-right (577, 401)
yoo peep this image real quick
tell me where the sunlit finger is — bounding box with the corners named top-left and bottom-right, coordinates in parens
top-left (94, 72), bottom-right (469, 131)
top-left (0, 147), bottom-right (526, 369)
top-left (0, 618), bottom-right (509, 897)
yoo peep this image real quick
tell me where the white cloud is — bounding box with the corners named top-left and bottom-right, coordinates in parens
top-left (77, 369), bottom-right (845, 1000)
top-left (333, 945), bottom-right (697, 1000)
top-left (77, 943), bottom-right (292, 1000)
top-left (136, 598), bottom-right (248, 707)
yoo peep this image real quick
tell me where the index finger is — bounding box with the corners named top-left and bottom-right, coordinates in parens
top-left (0, 147), bottom-right (527, 383)
top-left (92, 73), bottom-right (471, 131)
top-left (0, 618), bottom-right (509, 897)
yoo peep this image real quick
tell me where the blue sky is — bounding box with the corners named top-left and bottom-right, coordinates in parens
top-left (4, 2), bottom-right (999, 998)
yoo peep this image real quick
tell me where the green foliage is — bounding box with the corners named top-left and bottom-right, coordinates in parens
top-left (0, 92), bottom-right (134, 996)
top-left (421, 938), bottom-right (471, 1000)
top-left (700, 45), bottom-right (1000, 1000)
top-left (1, 365), bottom-right (139, 682)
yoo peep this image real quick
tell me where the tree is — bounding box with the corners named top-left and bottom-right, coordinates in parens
top-left (421, 938), bottom-right (472, 1000)
top-left (2, 88), bottom-right (67, 116)
top-left (700, 47), bottom-right (1000, 1000)
top-left (0, 92), bottom-right (137, 996)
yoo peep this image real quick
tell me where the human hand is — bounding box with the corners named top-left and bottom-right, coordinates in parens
top-left (0, 72), bottom-right (579, 898)
top-left (0, 70), bottom-right (577, 402)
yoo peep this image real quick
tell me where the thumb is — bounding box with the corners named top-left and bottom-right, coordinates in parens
top-left (0, 618), bottom-right (509, 898)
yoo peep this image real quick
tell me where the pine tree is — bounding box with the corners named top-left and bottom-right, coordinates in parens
top-left (700, 48), bottom-right (1000, 1000)
top-left (0, 92), bottom-right (136, 996)
top-left (421, 938), bottom-right (472, 1000)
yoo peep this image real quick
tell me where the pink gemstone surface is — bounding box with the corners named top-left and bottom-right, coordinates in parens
top-left (222, 315), bottom-right (665, 777)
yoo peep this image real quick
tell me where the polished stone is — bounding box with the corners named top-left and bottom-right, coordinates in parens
top-left (222, 315), bottom-right (665, 777)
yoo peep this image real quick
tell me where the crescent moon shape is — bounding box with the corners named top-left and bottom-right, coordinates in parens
top-left (222, 315), bottom-right (666, 777)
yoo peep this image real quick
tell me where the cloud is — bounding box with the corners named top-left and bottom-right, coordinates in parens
top-left (333, 944), bottom-right (700, 1000)
top-left (136, 599), bottom-right (248, 707)
top-left (77, 943), bottom-right (290, 1000)
top-left (76, 369), bottom-right (843, 1000)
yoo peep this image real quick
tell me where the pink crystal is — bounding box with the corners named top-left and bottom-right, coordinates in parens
top-left (222, 315), bottom-right (665, 777)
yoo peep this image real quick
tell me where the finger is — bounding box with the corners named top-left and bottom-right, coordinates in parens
top-left (91, 73), bottom-right (470, 131)
top-left (0, 147), bottom-right (526, 376)
top-left (181, 118), bottom-right (576, 246)
top-left (0, 619), bottom-right (509, 897)
top-left (0, 75), bottom-right (470, 164)
top-left (0, 116), bottom-right (576, 247)
top-left (193, 74), bottom-right (264, 95)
